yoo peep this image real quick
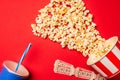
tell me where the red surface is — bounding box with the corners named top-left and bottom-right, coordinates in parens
top-left (0, 0), bottom-right (120, 80)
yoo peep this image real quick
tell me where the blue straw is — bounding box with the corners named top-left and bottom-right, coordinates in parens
top-left (15, 43), bottom-right (32, 72)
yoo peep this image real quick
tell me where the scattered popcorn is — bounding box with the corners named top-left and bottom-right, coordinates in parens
top-left (31, 0), bottom-right (111, 58)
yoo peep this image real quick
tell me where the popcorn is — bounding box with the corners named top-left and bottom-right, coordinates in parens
top-left (31, 0), bottom-right (111, 58)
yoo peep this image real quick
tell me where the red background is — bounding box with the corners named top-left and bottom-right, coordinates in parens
top-left (0, 0), bottom-right (120, 80)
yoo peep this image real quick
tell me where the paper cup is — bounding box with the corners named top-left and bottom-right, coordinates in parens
top-left (87, 36), bottom-right (120, 78)
top-left (0, 60), bottom-right (29, 80)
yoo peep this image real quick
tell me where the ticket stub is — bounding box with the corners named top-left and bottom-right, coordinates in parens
top-left (53, 59), bottom-right (106, 80)
top-left (74, 67), bottom-right (96, 80)
top-left (94, 74), bottom-right (106, 80)
top-left (54, 59), bottom-right (75, 76)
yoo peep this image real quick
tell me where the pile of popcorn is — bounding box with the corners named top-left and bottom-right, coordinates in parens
top-left (31, 0), bottom-right (111, 57)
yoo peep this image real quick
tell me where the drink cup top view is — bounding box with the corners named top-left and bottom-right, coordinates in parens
top-left (0, 60), bottom-right (29, 80)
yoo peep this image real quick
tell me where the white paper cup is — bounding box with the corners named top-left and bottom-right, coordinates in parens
top-left (87, 36), bottom-right (120, 78)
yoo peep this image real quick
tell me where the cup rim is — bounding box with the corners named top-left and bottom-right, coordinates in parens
top-left (3, 60), bottom-right (29, 77)
top-left (87, 36), bottom-right (118, 65)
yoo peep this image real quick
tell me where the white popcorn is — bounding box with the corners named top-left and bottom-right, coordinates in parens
top-left (31, 0), bottom-right (111, 58)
